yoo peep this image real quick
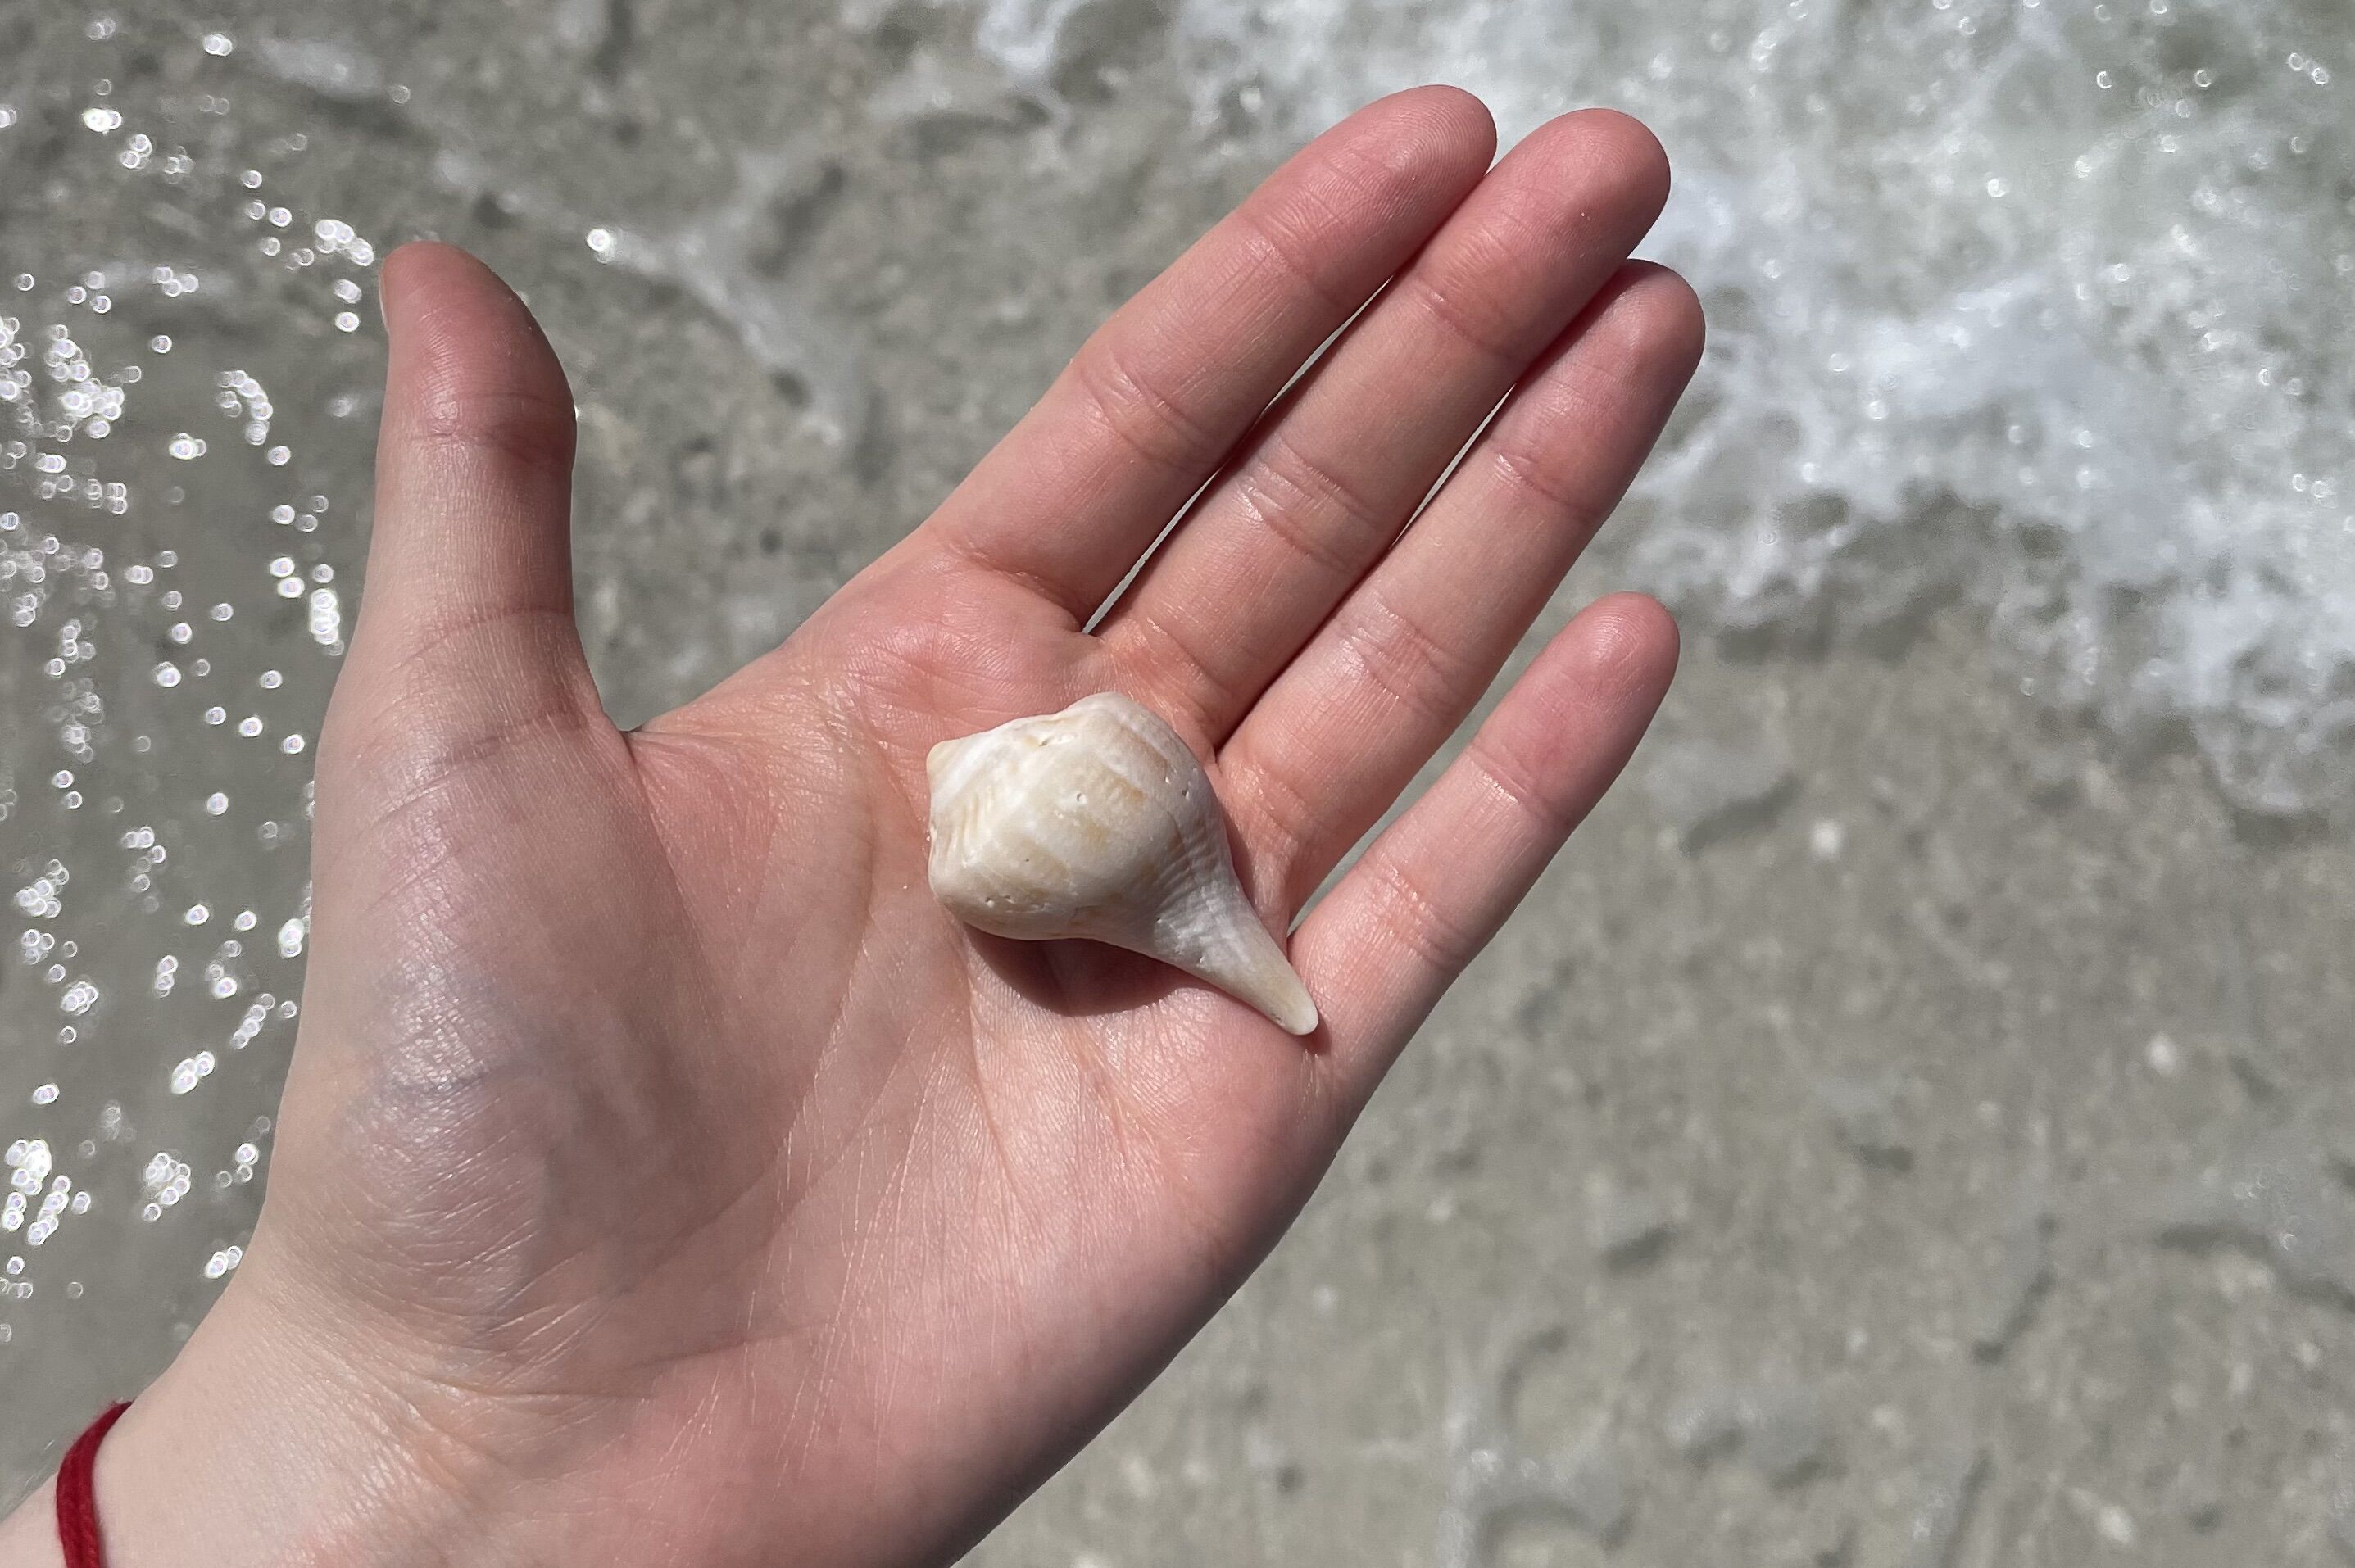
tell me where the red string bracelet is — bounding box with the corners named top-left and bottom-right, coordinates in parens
top-left (54, 1402), bottom-right (131, 1568)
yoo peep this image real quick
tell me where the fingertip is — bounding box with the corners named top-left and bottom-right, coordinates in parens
top-left (1316, 86), bottom-right (1498, 214)
top-left (1501, 261), bottom-right (1707, 460)
top-left (1456, 595), bottom-right (1676, 829)
top-left (378, 243), bottom-right (555, 375)
top-left (1562, 107), bottom-right (1672, 210)
top-left (379, 239), bottom-right (500, 288)
top-left (1564, 591), bottom-right (1680, 709)
top-left (379, 242), bottom-right (493, 328)
top-left (378, 238), bottom-right (456, 289)
top-left (1511, 107), bottom-right (1672, 237)
top-left (1605, 263), bottom-right (1708, 383)
top-left (1371, 84), bottom-right (1499, 170)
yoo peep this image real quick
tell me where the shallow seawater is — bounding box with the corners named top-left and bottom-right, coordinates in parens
top-left (1140, 0), bottom-right (2355, 818)
top-left (2, 11), bottom-right (388, 1448)
top-left (2, 0), bottom-right (2352, 1559)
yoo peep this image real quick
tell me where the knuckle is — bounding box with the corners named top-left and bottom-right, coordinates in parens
top-left (1395, 266), bottom-right (1521, 367)
top-left (1229, 755), bottom-right (1323, 904)
top-left (1237, 430), bottom-right (1394, 578)
top-left (1342, 587), bottom-right (1468, 730)
top-left (1370, 850), bottom-right (1476, 974)
top-left (1126, 604), bottom-right (1250, 721)
top-left (1486, 431), bottom-right (1601, 523)
top-left (1466, 736), bottom-right (1570, 841)
top-left (1069, 337), bottom-right (1219, 475)
top-left (408, 378), bottom-right (579, 486)
top-left (323, 643), bottom-right (599, 824)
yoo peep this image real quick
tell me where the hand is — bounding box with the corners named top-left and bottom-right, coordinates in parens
top-left (0, 88), bottom-right (1698, 1567)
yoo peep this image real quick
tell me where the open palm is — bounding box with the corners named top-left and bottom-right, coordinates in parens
top-left (87, 90), bottom-right (1700, 1568)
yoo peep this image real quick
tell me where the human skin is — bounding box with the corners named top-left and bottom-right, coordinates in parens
top-left (0, 88), bottom-right (1700, 1567)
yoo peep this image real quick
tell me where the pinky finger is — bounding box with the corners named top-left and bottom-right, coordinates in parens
top-left (1293, 593), bottom-right (1678, 1100)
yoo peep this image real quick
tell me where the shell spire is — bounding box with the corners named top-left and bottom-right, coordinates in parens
top-left (925, 692), bottom-right (1318, 1036)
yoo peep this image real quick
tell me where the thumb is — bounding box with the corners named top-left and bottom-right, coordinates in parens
top-left (334, 242), bottom-right (598, 759)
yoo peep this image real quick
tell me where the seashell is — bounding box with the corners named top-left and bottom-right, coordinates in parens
top-left (926, 692), bottom-right (1318, 1036)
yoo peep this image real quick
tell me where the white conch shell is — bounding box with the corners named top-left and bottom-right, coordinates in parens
top-left (926, 692), bottom-right (1318, 1036)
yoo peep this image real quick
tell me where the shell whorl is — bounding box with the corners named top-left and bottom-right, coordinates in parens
top-left (926, 692), bottom-right (1318, 1036)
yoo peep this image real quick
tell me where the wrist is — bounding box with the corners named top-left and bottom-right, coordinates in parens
top-left (1, 1256), bottom-right (517, 1568)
